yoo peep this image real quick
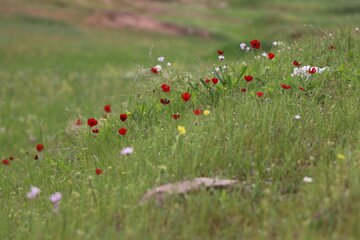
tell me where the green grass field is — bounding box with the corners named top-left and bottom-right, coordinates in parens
top-left (1, 0), bottom-right (360, 239)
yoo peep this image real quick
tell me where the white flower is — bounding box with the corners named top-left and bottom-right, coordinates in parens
top-left (158, 56), bottom-right (164, 62)
top-left (240, 43), bottom-right (246, 50)
top-left (246, 47), bottom-right (250, 52)
top-left (261, 52), bottom-right (267, 57)
top-left (154, 65), bottom-right (162, 72)
top-left (272, 41), bottom-right (278, 46)
top-left (294, 115), bottom-right (301, 120)
top-left (303, 176), bottom-right (313, 183)
top-left (121, 147), bottom-right (134, 155)
top-left (218, 55), bottom-right (225, 61)
top-left (356, 27), bottom-right (359, 32)
top-left (292, 65), bottom-right (328, 78)
top-left (167, 62), bottom-right (171, 66)
top-left (27, 186), bottom-right (41, 199)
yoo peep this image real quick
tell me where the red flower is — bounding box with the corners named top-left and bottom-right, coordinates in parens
top-left (95, 168), bottom-right (102, 175)
top-left (240, 88), bottom-right (247, 92)
top-left (212, 77), bottom-right (219, 84)
top-left (87, 118), bottom-right (98, 127)
top-left (182, 92), bottom-right (191, 102)
top-left (160, 98), bottom-right (170, 105)
top-left (36, 143), bottom-right (44, 152)
top-left (281, 84), bottom-right (291, 90)
top-left (104, 104), bottom-right (111, 113)
top-left (151, 67), bottom-right (159, 74)
top-left (293, 60), bottom-right (301, 67)
top-left (193, 109), bottom-right (203, 115)
top-left (250, 39), bottom-right (261, 49)
top-left (2, 159), bottom-right (9, 165)
top-left (299, 86), bottom-right (305, 91)
top-left (118, 128), bottom-right (127, 135)
top-left (75, 118), bottom-right (82, 126)
top-left (217, 49), bottom-right (224, 55)
top-left (161, 84), bottom-right (170, 93)
top-left (268, 52), bottom-right (275, 60)
top-left (204, 78), bottom-right (211, 84)
top-left (256, 91), bottom-right (264, 97)
top-left (244, 75), bottom-right (253, 82)
top-left (92, 128), bottom-right (99, 134)
top-left (120, 114), bottom-right (128, 122)
top-left (172, 113), bottom-right (180, 120)
top-left (309, 67), bottom-right (317, 74)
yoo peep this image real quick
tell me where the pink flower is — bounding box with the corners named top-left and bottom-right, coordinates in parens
top-left (27, 186), bottom-right (41, 199)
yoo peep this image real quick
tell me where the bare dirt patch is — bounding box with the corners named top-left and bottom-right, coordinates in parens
top-left (86, 11), bottom-right (212, 38)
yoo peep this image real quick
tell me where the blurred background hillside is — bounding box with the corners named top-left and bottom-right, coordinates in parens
top-left (0, 0), bottom-right (359, 152)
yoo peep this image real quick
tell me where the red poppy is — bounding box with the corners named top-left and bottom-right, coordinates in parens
top-left (268, 52), bottom-right (275, 59)
top-left (161, 84), bottom-right (170, 93)
top-left (204, 78), bottom-right (211, 84)
top-left (172, 113), bottom-right (180, 120)
top-left (34, 155), bottom-right (39, 160)
top-left (120, 114), bottom-right (128, 122)
top-left (193, 109), bottom-right (203, 115)
top-left (160, 98), bottom-right (170, 105)
top-left (104, 104), bottom-right (111, 113)
top-left (256, 91), bottom-right (264, 97)
top-left (9, 156), bottom-right (14, 160)
top-left (244, 75), bottom-right (253, 82)
top-left (87, 118), bottom-right (98, 127)
top-left (118, 128), bottom-right (127, 135)
top-left (250, 39), bottom-right (261, 49)
top-left (309, 67), bottom-right (317, 74)
top-left (92, 128), bottom-right (99, 134)
top-left (36, 144), bottom-right (44, 152)
top-left (217, 49), bottom-right (224, 55)
top-left (293, 60), bottom-right (301, 67)
top-left (281, 84), bottom-right (291, 90)
top-left (182, 92), bottom-right (191, 102)
top-left (240, 88), bottom-right (247, 92)
top-left (212, 78), bottom-right (219, 84)
top-left (75, 118), bottom-right (82, 126)
top-left (95, 168), bottom-right (102, 175)
top-left (151, 67), bottom-right (159, 74)
top-left (2, 159), bottom-right (9, 165)
top-left (299, 86), bottom-right (305, 91)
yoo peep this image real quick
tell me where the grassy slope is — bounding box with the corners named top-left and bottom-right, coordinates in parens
top-left (1, 0), bottom-right (360, 239)
top-left (1, 28), bottom-right (360, 239)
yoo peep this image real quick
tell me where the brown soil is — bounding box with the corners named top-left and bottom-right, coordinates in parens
top-left (86, 11), bottom-right (212, 38)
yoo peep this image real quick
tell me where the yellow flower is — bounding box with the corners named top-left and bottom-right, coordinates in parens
top-left (203, 110), bottom-right (211, 116)
top-left (177, 125), bottom-right (186, 135)
top-left (336, 153), bottom-right (346, 160)
top-left (126, 111), bottom-right (132, 115)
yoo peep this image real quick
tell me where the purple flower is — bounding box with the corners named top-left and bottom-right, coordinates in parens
top-left (50, 192), bottom-right (62, 213)
top-left (27, 186), bottom-right (41, 199)
top-left (121, 147), bottom-right (134, 155)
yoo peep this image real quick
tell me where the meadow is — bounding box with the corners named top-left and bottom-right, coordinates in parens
top-left (1, 0), bottom-right (360, 239)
